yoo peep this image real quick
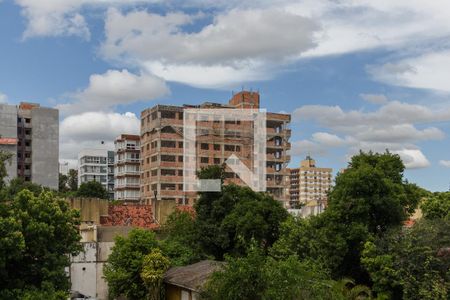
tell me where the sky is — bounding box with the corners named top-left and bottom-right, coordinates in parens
top-left (1, 0), bottom-right (450, 191)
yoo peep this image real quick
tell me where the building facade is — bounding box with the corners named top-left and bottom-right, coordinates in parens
top-left (78, 149), bottom-right (115, 199)
top-left (0, 102), bottom-right (59, 189)
top-left (114, 134), bottom-right (140, 202)
top-left (140, 91), bottom-right (291, 207)
top-left (288, 156), bottom-right (332, 216)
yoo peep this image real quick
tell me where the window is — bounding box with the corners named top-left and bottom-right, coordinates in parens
top-left (213, 144), bottom-right (220, 151)
top-left (151, 155), bottom-right (158, 162)
top-left (161, 183), bottom-right (176, 190)
top-left (178, 141), bottom-right (183, 148)
top-left (224, 145), bottom-right (235, 151)
top-left (178, 184), bottom-right (183, 190)
top-left (214, 158), bottom-right (221, 164)
top-left (178, 156), bottom-right (183, 162)
top-left (200, 157), bottom-right (209, 163)
top-left (151, 111), bottom-right (157, 120)
top-left (161, 169), bottom-right (176, 176)
top-left (201, 143), bottom-right (209, 150)
top-left (151, 170), bottom-right (157, 176)
top-left (161, 155), bottom-right (176, 162)
top-left (161, 140), bottom-right (176, 148)
top-left (178, 169), bottom-right (183, 176)
top-left (178, 112), bottom-right (183, 120)
top-left (25, 118), bottom-right (31, 124)
top-left (161, 111), bottom-right (176, 119)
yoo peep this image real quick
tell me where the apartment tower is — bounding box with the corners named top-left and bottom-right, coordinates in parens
top-left (140, 91), bottom-right (291, 207)
top-left (78, 149), bottom-right (115, 199)
top-left (288, 156), bottom-right (332, 216)
top-left (114, 134), bottom-right (140, 202)
top-left (0, 102), bottom-right (59, 189)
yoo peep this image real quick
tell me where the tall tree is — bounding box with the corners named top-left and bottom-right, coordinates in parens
top-left (0, 150), bottom-right (13, 190)
top-left (67, 169), bottom-right (78, 191)
top-left (76, 181), bottom-right (108, 199)
top-left (58, 173), bottom-right (68, 192)
top-left (272, 151), bottom-right (423, 282)
top-left (194, 166), bottom-right (288, 259)
top-left (104, 228), bottom-right (159, 300)
top-left (362, 219), bottom-right (450, 299)
top-left (0, 190), bottom-right (81, 298)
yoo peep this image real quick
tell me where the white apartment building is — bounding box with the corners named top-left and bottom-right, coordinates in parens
top-left (114, 134), bottom-right (140, 202)
top-left (78, 149), bottom-right (115, 199)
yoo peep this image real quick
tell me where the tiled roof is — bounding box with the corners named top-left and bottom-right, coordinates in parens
top-left (0, 138), bottom-right (17, 145)
top-left (100, 204), bottom-right (159, 229)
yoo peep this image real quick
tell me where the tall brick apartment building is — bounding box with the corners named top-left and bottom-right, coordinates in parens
top-left (140, 91), bottom-right (291, 207)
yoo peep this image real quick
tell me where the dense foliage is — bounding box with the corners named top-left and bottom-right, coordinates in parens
top-left (0, 190), bottom-right (81, 298)
top-left (103, 228), bottom-right (161, 299)
top-left (194, 166), bottom-right (288, 259)
top-left (76, 180), bottom-right (109, 199)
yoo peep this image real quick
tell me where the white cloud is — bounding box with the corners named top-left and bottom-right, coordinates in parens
top-left (57, 69), bottom-right (169, 115)
top-left (100, 7), bottom-right (318, 88)
top-left (15, 0), bottom-right (450, 89)
top-left (393, 149), bottom-right (430, 169)
top-left (368, 50), bottom-right (450, 92)
top-left (292, 101), bottom-right (448, 169)
top-left (360, 93), bottom-right (388, 105)
top-left (0, 92), bottom-right (7, 103)
top-left (439, 160), bottom-right (450, 168)
top-left (59, 111), bottom-right (140, 162)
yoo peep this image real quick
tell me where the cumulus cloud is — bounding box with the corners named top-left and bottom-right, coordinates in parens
top-left (360, 93), bottom-right (389, 105)
top-left (15, 0), bottom-right (450, 89)
top-left (57, 69), bottom-right (169, 115)
top-left (59, 111), bottom-right (140, 163)
top-left (0, 91), bottom-right (7, 103)
top-left (439, 160), bottom-right (450, 168)
top-left (291, 101), bottom-right (448, 169)
top-left (368, 50), bottom-right (450, 92)
top-left (100, 7), bottom-right (318, 88)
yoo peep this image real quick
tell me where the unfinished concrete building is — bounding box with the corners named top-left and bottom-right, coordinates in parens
top-left (140, 91), bottom-right (291, 208)
top-left (114, 134), bottom-right (140, 202)
top-left (0, 102), bottom-right (59, 189)
top-left (288, 156), bottom-right (332, 216)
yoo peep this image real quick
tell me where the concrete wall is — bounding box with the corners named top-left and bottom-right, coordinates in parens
top-left (0, 104), bottom-right (18, 183)
top-left (70, 241), bottom-right (113, 300)
top-left (31, 107), bottom-right (59, 189)
top-left (70, 226), bottom-right (133, 299)
top-left (67, 197), bottom-right (110, 224)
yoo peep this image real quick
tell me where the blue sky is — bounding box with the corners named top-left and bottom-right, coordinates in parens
top-left (1, 0), bottom-right (450, 191)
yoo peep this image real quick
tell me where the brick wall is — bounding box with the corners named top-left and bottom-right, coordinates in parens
top-left (100, 204), bottom-right (158, 229)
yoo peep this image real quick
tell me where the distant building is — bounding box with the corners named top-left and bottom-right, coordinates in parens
top-left (78, 149), bottom-right (115, 199)
top-left (0, 102), bottom-right (58, 189)
top-left (114, 134), bottom-right (140, 202)
top-left (140, 91), bottom-right (291, 207)
top-left (59, 161), bottom-right (69, 176)
top-left (288, 156), bottom-right (332, 216)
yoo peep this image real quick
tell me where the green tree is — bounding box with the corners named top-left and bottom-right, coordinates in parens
top-left (76, 181), bottom-right (108, 199)
top-left (420, 192), bottom-right (450, 220)
top-left (362, 219), bottom-right (450, 299)
top-left (58, 173), bottom-right (68, 192)
top-left (0, 177), bottom-right (46, 201)
top-left (194, 166), bottom-right (288, 260)
top-left (67, 169), bottom-right (78, 191)
top-left (140, 248), bottom-right (171, 300)
top-left (0, 190), bottom-right (81, 298)
top-left (0, 150), bottom-right (13, 190)
top-left (104, 228), bottom-right (159, 300)
top-left (160, 210), bottom-right (205, 266)
top-left (272, 151), bottom-right (423, 283)
top-left (202, 245), bottom-right (371, 300)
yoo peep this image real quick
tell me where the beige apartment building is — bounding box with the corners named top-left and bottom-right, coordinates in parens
top-left (140, 91), bottom-right (291, 207)
top-left (288, 156), bottom-right (332, 216)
